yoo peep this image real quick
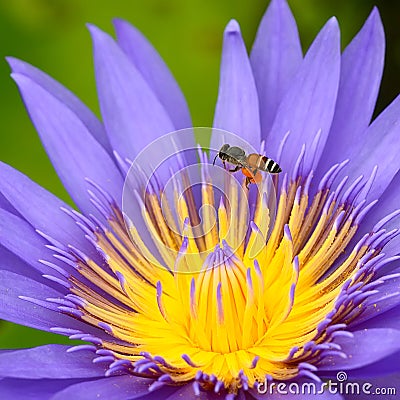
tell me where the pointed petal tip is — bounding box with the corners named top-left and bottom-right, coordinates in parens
top-left (269, 0), bottom-right (289, 9)
top-left (112, 17), bottom-right (131, 29)
top-left (112, 17), bottom-right (124, 25)
top-left (9, 71), bottom-right (23, 84)
top-left (85, 22), bottom-right (96, 31)
top-left (86, 23), bottom-right (105, 39)
top-left (263, 0), bottom-right (296, 22)
top-left (10, 72), bottom-right (33, 91)
top-left (6, 57), bottom-right (31, 76)
top-left (370, 6), bottom-right (381, 19)
top-left (86, 23), bottom-right (110, 46)
top-left (5, 56), bottom-right (19, 70)
top-left (312, 16), bottom-right (340, 49)
top-left (225, 19), bottom-right (241, 35)
top-left (366, 6), bottom-right (384, 34)
top-left (326, 16), bottom-right (339, 31)
top-left (112, 17), bottom-right (132, 34)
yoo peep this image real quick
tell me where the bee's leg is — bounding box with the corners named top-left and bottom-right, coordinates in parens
top-left (245, 177), bottom-right (250, 189)
top-left (223, 161), bottom-right (227, 170)
top-left (229, 166), bottom-right (241, 172)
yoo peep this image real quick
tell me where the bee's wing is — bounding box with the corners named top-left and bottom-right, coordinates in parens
top-left (236, 156), bottom-right (250, 168)
top-left (229, 146), bottom-right (246, 157)
top-left (259, 155), bottom-right (270, 170)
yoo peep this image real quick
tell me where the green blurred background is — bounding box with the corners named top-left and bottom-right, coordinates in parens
top-left (0, 0), bottom-right (398, 348)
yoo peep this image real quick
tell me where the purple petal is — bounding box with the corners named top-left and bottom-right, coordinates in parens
top-left (249, 387), bottom-right (344, 399)
top-left (0, 162), bottom-right (97, 259)
top-left (0, 193), bottom-right (17, 215)
top-left (113, 19), bottom-right (191, 131)
top-left (89, 24), bottom-right (175, 161)
top-left (320, 371), bottom-right (400, 400)
top-left (317, 8), bottom-right (385, 176)
top-left (267, 18), bottom-right (340, 177)
top-left (342, 373), bottom-right (400, 400)
top-left (351, 171), bottom-right (400, 259)
top-left (250, 0), bottom-right (302, 138)
top-left (0, 245), bottom-right (65, 293)
top-left (0, 208), bottom-right (65, 277)
top-left (0, 245), bottom-right (40, 281)
top-left (10, 73), bottom-right (123, 217)
top-left (0, 378), bottom-right (85, 400)
top-left (332, 351), bottom-right (400, 379)
top-left (349, 276), bottom-right (400, 328)
top-left (164, 385), bottom-right (216, 399)
top-left (0, 344), bottom-right (105, 379)
top-left (363, 172), bottom-right (400, 230)
top-left (0, 270), bottom-right (89, 333)
top-left (343, 94), bottom-right (400, 201)
top-left (211, 20), bottom-right (261, 149)
top-left (51, 375), bottom-right (178, 400)
top-left (344, 174), bottom-right (400, 263)
top-left (7, 57), bottom-right (111, 153)
top-left (318, 328), bottom-right (400, 371)
top-left (353, 302), bottom-right (400, 332)
top-left (368, 373), bottom-right (400, 399)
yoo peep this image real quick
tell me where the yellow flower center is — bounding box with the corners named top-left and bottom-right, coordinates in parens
top-left (68, 159), bottom-right (381, 394)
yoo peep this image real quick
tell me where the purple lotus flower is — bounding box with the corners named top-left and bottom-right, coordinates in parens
top-left (1, 0), bottom-right (400, 399)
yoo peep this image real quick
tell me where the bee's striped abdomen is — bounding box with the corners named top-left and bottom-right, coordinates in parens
top-left (263, 157), bottom-right (282, 174)
top-left (246, 153), bottom-right (282, 174)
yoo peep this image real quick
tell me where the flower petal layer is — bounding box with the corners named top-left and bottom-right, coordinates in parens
top-left (0, 162), bottom-right (97, 259)
top-left (0, 193), bottom-right (16, 215)
top-left (250, 0), bottom-right (302, 138)
top-left (317, 7), bottom-right (385, 175)
top-left (268, 18), bottom-right (340, 176)
top-left (89, 24), bottom-right (175, 161)
top-left (51, 375), bottom-right (178, 400)
top-left (249, 387), bottom-right (344, 399)
top-left (344, 95), bottom-right (400, 201)
top-left (0, 271), bottom-right (86, 333)
top-left (0, 378), bottom-right (84, 400)
top-left (10, 73), bottom-right (123, 217)
top-left (0, 345), bottom-right (105, 379)
top-left (361, 170), bottom-right (400, 232)
top-left (114, 19), bottom-right (192, 131)
top-left (318, 328), bottom-right (400, 371)
top-left (0, 246), bottom-right (41, 281)
top-left (0, 209), bottom-right (65, 278)
top-left (212, 20), bottom-right (261, 149)
top-left (7, 57), bottom-right (111, 153)
top-left (338, 352), bottom-right (400, 379)
top-left (353, 301), bottom-right (400, 332)
top-left (349, 276), bottom-right (400, 328)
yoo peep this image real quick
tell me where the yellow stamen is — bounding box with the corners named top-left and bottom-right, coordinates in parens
top-left (67, 172), bottom-right (381, 393)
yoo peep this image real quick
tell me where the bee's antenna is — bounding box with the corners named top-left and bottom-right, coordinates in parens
top-left (212, 153), bottom-right (219, 166)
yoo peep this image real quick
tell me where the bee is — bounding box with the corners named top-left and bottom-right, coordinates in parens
top-left (213, 143), bottom-right (282, 188)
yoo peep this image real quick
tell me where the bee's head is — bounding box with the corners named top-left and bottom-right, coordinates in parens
top-left (213, 144), bottom-right (230, 165)
top-left (219, 143), bottom-right (230, 160)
